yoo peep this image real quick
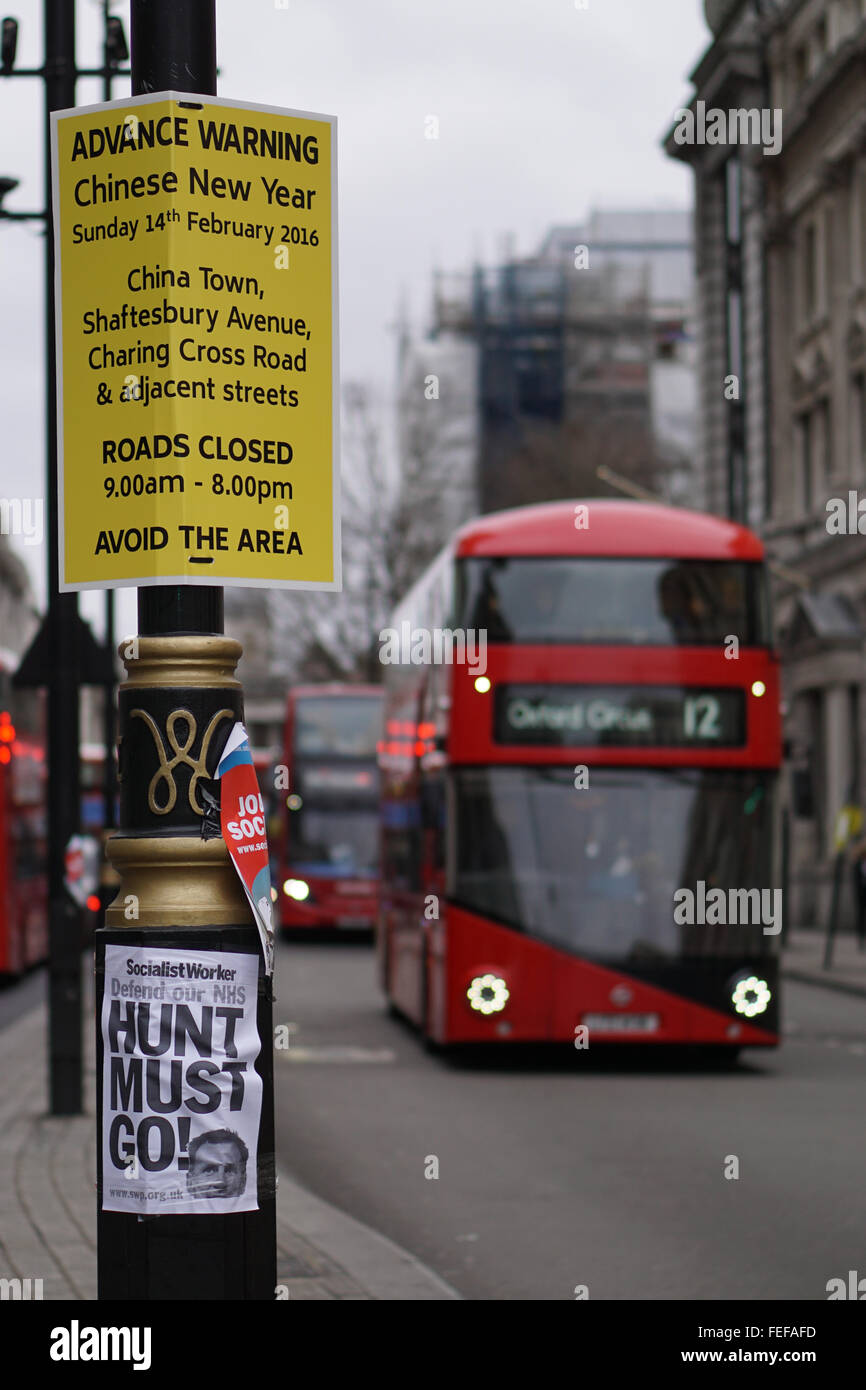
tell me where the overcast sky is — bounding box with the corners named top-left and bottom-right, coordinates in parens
top-left (0, 0), bottom-right (709, 637)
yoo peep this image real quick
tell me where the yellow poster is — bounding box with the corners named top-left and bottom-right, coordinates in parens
top-left (50, 93), bottom-right (339, 590)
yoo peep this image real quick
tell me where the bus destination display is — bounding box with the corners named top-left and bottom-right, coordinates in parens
top-left (494, 685), bottom-right (746, 748)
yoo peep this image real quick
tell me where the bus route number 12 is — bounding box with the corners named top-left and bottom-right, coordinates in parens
top-left (682, 694), bottom-right (721, 740)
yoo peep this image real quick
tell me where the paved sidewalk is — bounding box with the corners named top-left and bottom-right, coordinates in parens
top-left (0, 994), bottom-right (458, 1301)
top-left (782, 927), bottom-right (866, 998)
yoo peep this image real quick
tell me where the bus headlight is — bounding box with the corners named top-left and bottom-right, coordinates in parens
top-left (730, 974), bottom-right (771, 1018)
top-left (467, 974), bottom-right (510, 1015)
top-left (283, 878), bottom-right (310, 901)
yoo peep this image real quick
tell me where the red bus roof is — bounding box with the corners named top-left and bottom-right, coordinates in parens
top-left (454, 500), bottom-right (764, 562)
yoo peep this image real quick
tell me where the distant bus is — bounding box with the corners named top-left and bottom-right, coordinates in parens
top-left (0, 657), bottom-right (47, 974)
top-left (378, 499), bottom-right (781, 1053)
top-left (279, 685), bottom-right (383, 930)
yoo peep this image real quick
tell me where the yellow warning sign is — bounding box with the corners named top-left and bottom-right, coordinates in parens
top-left (50, 92), bottom-right (339, 590)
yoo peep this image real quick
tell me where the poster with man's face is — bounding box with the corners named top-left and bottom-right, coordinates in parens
top-left (100, 945), bottom-right (262, 1214)
top-left (186, 1133), bottom-right (248, 1199)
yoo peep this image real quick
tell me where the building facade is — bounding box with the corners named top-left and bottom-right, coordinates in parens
top-left (668, 0), bottom-right (866, 926)
top-left (422, 209), bottom-right (695, 516)
top-left (0, 535), bottom-right (36, 662)
top-left (538, 211), bottom-right (697, 508)
top-left (393, 318), bottom-right (479, 555)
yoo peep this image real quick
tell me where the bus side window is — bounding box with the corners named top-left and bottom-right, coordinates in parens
top-left (12, 813), bottom-right (41, 879)
top-left (420, 773), bottom-right (446, 875)
top-left (384, 824), bottom-right (420, 894)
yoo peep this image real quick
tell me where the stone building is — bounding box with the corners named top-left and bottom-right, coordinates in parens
top-left (665, 1), bottom-right (770, 529)
top-left (394, 315), bottom-right (479, 538)
top-left (424, 209), bottom-right (695, 516)
top-left (537, 211), bottom-right (697, 508)
top-left (0, 534), bottom-right (36, 662)
top-left (667, 0), bottom-right (866, 925)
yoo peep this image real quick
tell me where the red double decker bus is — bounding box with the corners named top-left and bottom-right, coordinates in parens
top-left (279, 685), bottom-right (383, 930)
top-left (0, 657), bottom-right (47, 975)
top-left (378, 499), bottom-right (781, 1053)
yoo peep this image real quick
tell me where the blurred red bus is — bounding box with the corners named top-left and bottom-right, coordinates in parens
top-left (378, 499), bottom-right (782, 1053)
top-left (0, 657), bottom-right (47, 974)
top-left (279, 685), bottom-right (383, 930)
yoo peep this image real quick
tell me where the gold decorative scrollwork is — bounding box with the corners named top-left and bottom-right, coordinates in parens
top-left (130, 707), bottom-right (234, 815)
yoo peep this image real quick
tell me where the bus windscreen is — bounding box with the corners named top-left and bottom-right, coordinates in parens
top-left (455, 557), bottom-right (770, 646)
top-left (295, 696), bottom-right (382, 758)
top-left (288, 806), bottom-right (379, 877)
top-left (452, 766), bottom-right (777, 962)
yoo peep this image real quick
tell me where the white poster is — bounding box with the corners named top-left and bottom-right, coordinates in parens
top-left (101, 945), bottom-right (262, 1215)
